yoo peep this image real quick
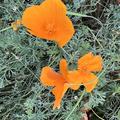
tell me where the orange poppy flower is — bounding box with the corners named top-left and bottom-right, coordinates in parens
top-left (22, 0), bottom-right (75, 47)
top-left (40, 59), bottom-right (82, 109)
top-left (40, 52), bottom-right (103, 109)
top-left (77, 52), bottom-right (103, 92)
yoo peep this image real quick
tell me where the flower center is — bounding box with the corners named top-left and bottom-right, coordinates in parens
top-left (45, 23), bottom-right (56, 35)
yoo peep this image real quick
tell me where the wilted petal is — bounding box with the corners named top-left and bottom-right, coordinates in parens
top-left (11, 19), bottom-right (21, 31)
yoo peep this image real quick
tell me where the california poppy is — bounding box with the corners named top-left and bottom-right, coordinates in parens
top-left (40, 52), bottom-right (102, 109)
top-left (22, 0), bottom-right (75, 47)
top-left (40, 59), bottom-right (83, 109)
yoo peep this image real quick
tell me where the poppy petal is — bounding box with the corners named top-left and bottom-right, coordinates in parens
top-left (67, 71), bottom-right (82, 90)
top-left (59, 59), bottom-right (68, 78)
top-left (78, 52), bottom-right (93, 66)
top-left (52, 83), bottom-right (69, 109)
top-left (55, 16), bottom-right (75, 47)
top-left (40, 66), bottom-right (63, 86)
top-left (70, 84), bottom-right (80, 90)
top-left (85, 56), bottom-right (102, 72)
top-left (81, 73), bottom-right (98, 92)
top-left (78, 52), bottom-right (102, 72)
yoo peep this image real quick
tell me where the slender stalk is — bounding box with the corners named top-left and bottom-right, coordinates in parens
top-left (91, 108), bottom-right (105, 120)
top-left (67, 11), bottom-right (103, 27)
top-left (65, 89), bottom-right (86, 120)
top-left (0, 26), bottom-right (12, 33)
top-left (60, 47), bottom-right (70, 58)
top-left (67, 11), bottom-right (87, 17)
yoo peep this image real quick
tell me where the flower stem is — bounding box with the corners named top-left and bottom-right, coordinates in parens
top-left (0, 26), bottom-right (12, 33)
top-left (65, 89), bottom-right (86, 120)
top-left (67, 11), bottom-right (103, 27)
top-left (91, 108), bottom-right (105, 120)
top-left (67, 11), bottom-right (87, 17)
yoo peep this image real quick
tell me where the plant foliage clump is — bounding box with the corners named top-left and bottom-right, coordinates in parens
top-left (0, 0), bottom-right (120, 120)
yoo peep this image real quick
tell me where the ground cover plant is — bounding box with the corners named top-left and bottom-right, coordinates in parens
top-left (0, 0), bottom-right (120, 120)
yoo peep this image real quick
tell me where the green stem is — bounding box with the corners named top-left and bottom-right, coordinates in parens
top-left (67, 11), bottom-right (87, 17)
top-left (0, 26), bottom-right (12, 33)
top-left (67, 11), bottom-right (103, 27)
top-left (91, 108), bottom-right (105, 120)
top-left (65, 89), bottom-right (86, 120)
top-left (60, 47), bottom-right (70, 58)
